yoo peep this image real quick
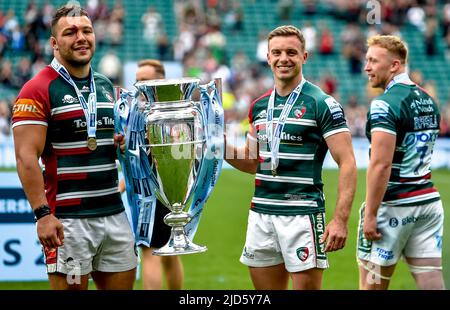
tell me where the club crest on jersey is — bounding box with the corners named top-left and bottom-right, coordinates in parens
top-left (100, 86), bottom-right (114, 102)
top-left (294, 107), bottom-right (306, 119)
top-left (296, 247), bottom-right (309, 262)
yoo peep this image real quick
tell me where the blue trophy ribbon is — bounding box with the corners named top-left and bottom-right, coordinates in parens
top-left (114, 80), bottom-right (224, 249)
top-left (114, 90), bottom-right (158, 247)
top-left (185, 81), bottom-right (224, 240)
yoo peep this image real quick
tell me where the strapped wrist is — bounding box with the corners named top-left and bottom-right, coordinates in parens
top-left (33, 204), bottom-right (51, 221)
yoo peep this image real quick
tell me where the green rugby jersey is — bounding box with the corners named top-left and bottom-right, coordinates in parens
top-left (12, 66), bottom-right (123, 218)
top-left (366, 82), bottom-right (441, 206)
top-left (249, 81), bottom-right (349, 216)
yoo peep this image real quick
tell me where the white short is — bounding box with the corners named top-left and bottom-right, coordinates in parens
top-left (240, 210), bottom-right (329, 273)
top-left (44, 211), bottom-right (138, 275)
top-left (357, 200), bottom-right (444, 266)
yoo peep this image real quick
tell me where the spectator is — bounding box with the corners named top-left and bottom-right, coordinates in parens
top-left (303, 22), bottom-right (317, 53)
top-left (0, 99), bottom-right (11, 137)
top-left (142, 6), bottom-right (163, 43)
top-left (256, 31), bottom-right (268, 67)
top-left (98, 51), bottom-right (122, 85)
top-left (319, 24), bottom-right (334, 55)
top-left (424, 18), bottom-right (438, 56)
top-left (278, 0), bottom-right (293, 21)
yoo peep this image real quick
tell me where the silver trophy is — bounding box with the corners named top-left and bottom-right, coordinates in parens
top-left (133, 77), bottom-right (222, 255)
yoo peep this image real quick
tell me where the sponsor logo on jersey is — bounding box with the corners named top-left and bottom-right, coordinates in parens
top-left (401, 213), bottom-right (438, 226)
top-left (80, 85), bottom-right (90, 93)
top-left (312, 213), bottom-right (326, 258)
top-left (296, 247), bottom-right (309, 262)
top-left (62, 95), bottom-right (79, 104)
top-left (13, 103), bottom-right (39, 113)
top-left (413, 115), bottom-right (439, 130)
top-left (370, 100), bottom-right (389, 120)
top-left (376, 247), bottom-right (394, 260)
top-left (74, 116), bottom-right (115, 128)
top-left (404, 130), bottom-right (439, 147)
top-left (325, 97), bottom-right (343, 114)
top-left (242, 247), bottom-right (255, 259)
top-left (257, 132), bottom-right (302, 142)
top-left (410, 97), bottom-right (434, 114)
top-left (389, 217), bottom-right (399, 227)
top-left (325, 97), bottom-right (345, 124)
top-left (255, 109), bottom-right (267, 120)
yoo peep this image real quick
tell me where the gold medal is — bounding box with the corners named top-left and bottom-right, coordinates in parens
top-left (87, 137), bottom-right (97, 151)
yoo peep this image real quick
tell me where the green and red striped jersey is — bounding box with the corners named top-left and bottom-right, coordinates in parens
top-left (366, 83), bottom-right (441, 207)
top-left (12, 66), bottom-right (123, 218)
top-left (248, 81), bottom-right (349, 216)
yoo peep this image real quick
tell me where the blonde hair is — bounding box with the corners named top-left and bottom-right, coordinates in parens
top-left (137, 59), bottom-right (165, 78)
top-left (367, 35), bottom-right (408, 64)
top-left (268, 25), bottom-right (305, 50)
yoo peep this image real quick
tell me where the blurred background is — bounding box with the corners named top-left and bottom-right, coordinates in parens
top-left (0, 0), bottom-right (449, 289)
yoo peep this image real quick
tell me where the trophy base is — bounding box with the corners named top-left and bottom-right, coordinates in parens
top-left (152, 226), bottom-right (207, 256)
top-left (153, 242), bottom-right (207, 256)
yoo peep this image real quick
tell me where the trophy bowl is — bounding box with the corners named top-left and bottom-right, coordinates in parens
top-left (136, 78), bottom-right (208, 255)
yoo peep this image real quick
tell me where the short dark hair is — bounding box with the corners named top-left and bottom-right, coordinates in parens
top-left (137, 59), bottom-right (166, 78)
top-left (51, 4), bottom-right (90, 36)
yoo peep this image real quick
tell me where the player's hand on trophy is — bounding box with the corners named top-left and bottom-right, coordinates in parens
top-left (37, 215), bottom-right (64, 249)
top-left (114, 133), bottom-right (126, 154)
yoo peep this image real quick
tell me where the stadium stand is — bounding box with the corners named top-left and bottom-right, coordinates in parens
top-left (1, 0), bottom-right (449, 139)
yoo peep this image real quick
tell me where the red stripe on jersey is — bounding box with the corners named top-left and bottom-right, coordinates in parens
top-left (44, 247), bottom-right (57, 265)
top-left (397, 187), bottom-right (437, 199)
top-left (12, 66), bottom-right (58, 125)
top-left (54, 147), bottom-right (91, 156)
top-left (42, 152), bottom-right (58, 213)
top-left (57, 173), bottom-right (88, 182)
top-left (255, 123), bottom-right (266, 130)
top-left (248, 89), bottom-right (272, 124)
top-left (255, 179), bottom-right (262, 187)
top-left (399, 173), bottom-right (431, 182)
top-left (53, 110), bottom-right (84, 121)
top-left (56, 198), bottom-right (82, 207)
top-left (250, 202), bottom-right (255, 209)
top-left (415, 85), bottom-right (435, 100)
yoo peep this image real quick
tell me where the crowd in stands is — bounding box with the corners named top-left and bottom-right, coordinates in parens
top-left (1, 0), bottom-right (450, 142)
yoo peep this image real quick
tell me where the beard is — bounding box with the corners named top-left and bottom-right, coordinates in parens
top-left (59, 47), bottom-right (94, 68)
top-left (66, 53), bottom-right (93, 67)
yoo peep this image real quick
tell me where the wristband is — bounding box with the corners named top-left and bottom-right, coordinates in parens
top-left (33, 204), bottom-right (51, 221)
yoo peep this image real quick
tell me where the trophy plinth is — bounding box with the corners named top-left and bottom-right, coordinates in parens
top-left (153, 203), bottom-right (207, 256)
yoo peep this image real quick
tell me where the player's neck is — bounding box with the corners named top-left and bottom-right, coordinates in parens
top-left (275, 76), bottom-right (303, 97)
top-left (56, 56), bottom-right (91, 79)
top-left (383, 69), bottom-right (408, 90)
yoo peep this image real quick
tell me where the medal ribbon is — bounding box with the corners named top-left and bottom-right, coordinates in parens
top-left (51, 58), bottom-right (97, 142)
top-left (266, 77), bottom-right (306, 174)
